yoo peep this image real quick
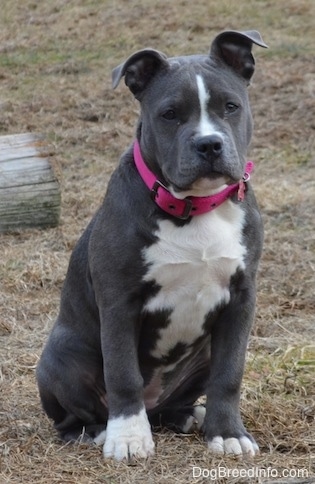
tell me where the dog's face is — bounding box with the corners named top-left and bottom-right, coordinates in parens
top-left (138, 57), bottom-right (253, 195)
top-left (112, 30), bottom-right (267, 197)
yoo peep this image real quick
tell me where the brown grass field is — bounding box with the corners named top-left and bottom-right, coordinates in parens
top-left (0, 0), bottom-right (314, 482)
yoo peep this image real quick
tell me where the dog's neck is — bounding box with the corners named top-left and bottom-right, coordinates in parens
top-left (133, 140), bottom-right (253, 220)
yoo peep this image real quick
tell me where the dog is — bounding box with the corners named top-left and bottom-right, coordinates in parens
top-left (37, 30), bottom-right (267, 461)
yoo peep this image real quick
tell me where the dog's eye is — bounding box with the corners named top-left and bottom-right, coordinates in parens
top-left (225, 102), bottom-right (239, 114)
top-left (162, 109), bottom-right (176, 120)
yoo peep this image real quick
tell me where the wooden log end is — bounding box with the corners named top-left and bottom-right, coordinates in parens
top-left (0, 133), bottom-right (61, 233)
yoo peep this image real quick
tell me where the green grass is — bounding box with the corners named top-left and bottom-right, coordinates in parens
top-left (0, 47), bottom-right (105, 69)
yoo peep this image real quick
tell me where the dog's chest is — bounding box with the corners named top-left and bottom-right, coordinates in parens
top-left (142, 202), bottom-right (246, 359)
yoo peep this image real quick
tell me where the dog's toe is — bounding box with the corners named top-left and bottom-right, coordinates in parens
top-left (93, 429), bottom-right (107, 446)
top-left (207, 435), bottom-right (225, 454)
top-left (193, 405), bottom-right (206, 430)
top-left (239, 435), bottom-right (259, 456)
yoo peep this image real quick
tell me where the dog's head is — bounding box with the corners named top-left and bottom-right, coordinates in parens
top-left (112, 31), bottom-right (267, 197)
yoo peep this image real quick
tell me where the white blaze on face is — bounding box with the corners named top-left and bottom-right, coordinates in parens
top-left (196, 74), bottom-right (221, 138)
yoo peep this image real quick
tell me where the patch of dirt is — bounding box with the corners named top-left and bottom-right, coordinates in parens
top-left (1, 0), bottom-right (314, 482)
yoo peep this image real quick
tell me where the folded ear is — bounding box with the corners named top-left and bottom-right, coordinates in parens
top-left (112, 49), bottom-right (168, 97)
top-left (210, 30), bottom-right (267, 83)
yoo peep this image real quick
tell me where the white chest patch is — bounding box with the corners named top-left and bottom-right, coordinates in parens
top-left (142, 202), bottom-right (246, 359)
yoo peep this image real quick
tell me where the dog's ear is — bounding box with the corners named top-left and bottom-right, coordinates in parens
top-left (112, 49), bottom-right (168, 97)
top-left (210, 30), bottom-right (267, 83)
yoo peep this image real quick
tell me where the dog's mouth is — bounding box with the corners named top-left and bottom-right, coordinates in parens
top-left (167, 173), bottom-right (233, 199)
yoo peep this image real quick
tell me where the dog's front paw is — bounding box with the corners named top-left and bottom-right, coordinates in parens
top-left (103, 408), bottom-right (155, 461)
top-left (208, 435), bottom-right (259, 457)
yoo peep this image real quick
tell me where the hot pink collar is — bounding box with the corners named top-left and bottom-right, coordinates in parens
top-left (133, 140), bottom-right (253, 220)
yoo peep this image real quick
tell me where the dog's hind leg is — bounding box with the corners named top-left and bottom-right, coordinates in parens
top-left (37, 340), bottom-right (108, 443)
top-left (37, 377), bottom-right (108, 443)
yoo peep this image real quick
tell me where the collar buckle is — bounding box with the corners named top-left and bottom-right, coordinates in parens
top-left (177, 198), bottom-right (193, 220)
top-left (151, 180), bottom-right (193, 220)
top-left (176, 198), bottom-right (193, 220)
top-left (150, 180), bottom-right (167, 201)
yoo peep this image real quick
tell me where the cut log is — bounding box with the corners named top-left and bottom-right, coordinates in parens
top-left (0, 133), bottom-right (61, 232)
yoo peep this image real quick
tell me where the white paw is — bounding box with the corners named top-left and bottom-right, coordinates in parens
top-left (181, 405), bottom-right (206, 433)
top-left (208, 435), bottom-right (259, 457)
top-left (103, 408), bottom-right (155, 461)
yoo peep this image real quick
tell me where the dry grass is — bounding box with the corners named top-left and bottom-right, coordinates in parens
top-left (0, 0), bottom-right (314, 482)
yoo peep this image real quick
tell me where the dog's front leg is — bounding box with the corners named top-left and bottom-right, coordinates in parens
top-left (98, 303), bottom-right (154, 461)
top-left (204, 282), bottom-right (259, 457)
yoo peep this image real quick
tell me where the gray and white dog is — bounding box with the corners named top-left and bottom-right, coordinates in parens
top-left (37, 30), bottom-right (267, 461)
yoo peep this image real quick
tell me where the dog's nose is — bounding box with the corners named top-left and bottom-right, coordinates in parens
top-left (195, 134), bottom-right (223, 161)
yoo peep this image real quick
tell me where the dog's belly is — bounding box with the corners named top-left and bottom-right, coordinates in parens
top-left (143, 341), bottom-right (210, 409)
top-left (141, 202), bottom-right (246, 406)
